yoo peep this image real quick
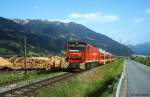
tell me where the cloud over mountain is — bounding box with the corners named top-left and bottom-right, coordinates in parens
top-left (68, 12), bottom-right (119, 24)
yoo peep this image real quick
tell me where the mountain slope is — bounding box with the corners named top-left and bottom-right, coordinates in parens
top-left (0, 17), bottom-right (133, 56)
top-left (128, 43), bottom-right (150, 55)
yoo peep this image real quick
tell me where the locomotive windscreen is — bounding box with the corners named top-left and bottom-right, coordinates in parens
top-left (68, 42), bottom-right (86, 51)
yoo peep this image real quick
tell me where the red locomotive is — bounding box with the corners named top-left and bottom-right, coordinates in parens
top-left (65, 41), bottom-right (114, 70)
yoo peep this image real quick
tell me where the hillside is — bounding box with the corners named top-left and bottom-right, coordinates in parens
top-left (128, 43), bottom-right (150, 55)
top-left (0, 17), bottom-right (133, 56)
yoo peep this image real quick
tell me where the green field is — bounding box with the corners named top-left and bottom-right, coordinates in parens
top-left (131, 57), bottom-right (150, 66)
top-left (0, 70), bottom-right (58, 86)
top-left (0, 72), bottom-right (23, 84)
top-left (33, 59), bottom-right (124, 97)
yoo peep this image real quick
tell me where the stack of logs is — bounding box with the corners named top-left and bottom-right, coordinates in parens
top-left (0, 56), bottom-right (66, 70)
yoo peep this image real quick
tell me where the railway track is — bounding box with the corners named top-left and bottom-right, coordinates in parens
top-left (0, 72), bottom-right (76, 97)
top-left (0, 70), bottom-right (49, 87)
top-left (0, 69), bottom-right (47, 73)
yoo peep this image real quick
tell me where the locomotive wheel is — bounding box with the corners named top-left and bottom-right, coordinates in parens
top-left (91, 63), bottom-right (94, 68)
top-left (90, 62), bottom-right (98, 68)
top-left (85, 63), bottom-right (91, 70)
top-left (79, 62), bottom-right (86, 70)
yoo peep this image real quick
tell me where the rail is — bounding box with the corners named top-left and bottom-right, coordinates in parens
top-left (0, 72), bottom-right (75, 97)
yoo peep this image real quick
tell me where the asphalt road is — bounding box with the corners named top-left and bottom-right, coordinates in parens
top-left (127, 60), bottom-right (150, 97)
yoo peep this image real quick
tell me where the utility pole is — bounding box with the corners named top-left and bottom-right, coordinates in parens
top-left (24, 35), bottom-right (27, 76)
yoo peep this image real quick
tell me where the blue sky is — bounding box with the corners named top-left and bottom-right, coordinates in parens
top-left (0, 0), bottom-right (150, 45)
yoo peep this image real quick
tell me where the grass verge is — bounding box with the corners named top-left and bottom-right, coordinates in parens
top-left (131, 57), bottom-right (150, 66)
top-left (0, 70), bottom-right (59, 86)
top-left (33, 59), bottom-right (124, 97)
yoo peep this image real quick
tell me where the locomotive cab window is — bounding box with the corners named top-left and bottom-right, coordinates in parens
top-left (68, 42), bottom-right (86, 52)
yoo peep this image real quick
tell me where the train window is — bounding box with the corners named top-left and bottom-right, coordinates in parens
top-left (69, 46), bottom-right (85, 51)
top-left (68, 44), bottom-right (86, 51)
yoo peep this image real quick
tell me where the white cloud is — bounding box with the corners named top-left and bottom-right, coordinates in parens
top-left (134, 17), bottom-right (144, 23)
top-left (48, 19), bottom-right (71, 23)
top-left (68, 12), bottom-right (119, 24)
top-left (145, 8), bottom-right (150, 14)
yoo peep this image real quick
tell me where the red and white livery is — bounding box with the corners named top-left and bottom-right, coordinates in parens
top-left (65, 41), bottom-right (115, 70)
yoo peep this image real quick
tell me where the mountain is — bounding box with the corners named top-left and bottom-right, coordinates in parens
top-left (128, 43), bottom-right (150, 55)
top-left (0, 17), bottom-right (133, 56)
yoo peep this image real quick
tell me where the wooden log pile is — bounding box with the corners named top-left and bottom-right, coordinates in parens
top-left (0, 56), bottom-right (66, 70)
top-left (0, 57), bottom-right (13, 69)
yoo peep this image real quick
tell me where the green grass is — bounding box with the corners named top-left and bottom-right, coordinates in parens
top-left (0, 72), bottom-right (23, 83)
top-left (131, 57), bottom-right (150, 66)
top-left (0, 70), bottom-right (58, 86)
top-left (33, 59), bottom-right (124, 97)
top-left (100, 91), bottom-right (108, 97)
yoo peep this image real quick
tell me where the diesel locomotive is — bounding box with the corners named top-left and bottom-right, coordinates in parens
top-left (65, 41), bottom-right (114, 70)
